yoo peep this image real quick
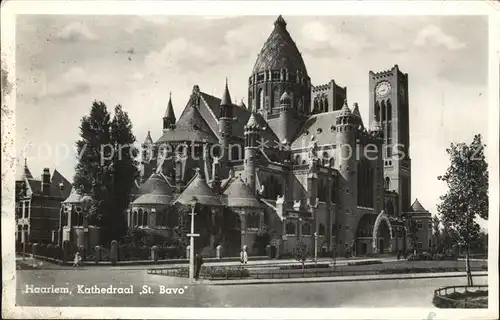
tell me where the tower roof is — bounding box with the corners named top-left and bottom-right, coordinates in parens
top-left (132, 173), bottom-right (173, 205)
top-left (175, 169), bottom-right (222, 207)
top-left (245, 112), bottom-right (259, 129)
top-left (223, 177), bottom-right (261, 208)
top-left (339, 99), bottom-right (352, 116)
top-left (252, 16), bottom-right (308, 75)
top-left (220, 79), bottom-right (232, 106)
top-left (410, 199), bottom-right (428, 212)
top-left (164, 92), bottom-right (176, 120)
top-left (144, 130), bottom-right (153, 145)
top-left (352, 102), bottom-right (361, 118)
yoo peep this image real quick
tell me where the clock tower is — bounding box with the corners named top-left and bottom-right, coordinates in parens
top-left (369, 64), bottom-right (411, 215)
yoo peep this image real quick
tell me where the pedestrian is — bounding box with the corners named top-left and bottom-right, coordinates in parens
top-left (73, 252), bottom-right (81, 267)
top-left (240, 245), bottom-right (248, 265)
top-left (195, 253), bottom-right (203, 280)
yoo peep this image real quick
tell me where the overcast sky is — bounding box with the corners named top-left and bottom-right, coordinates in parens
top-left (16, 15), bottom-right (488, 220)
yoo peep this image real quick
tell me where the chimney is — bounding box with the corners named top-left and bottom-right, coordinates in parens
top-left (41, 168), bottom-right (51, 195)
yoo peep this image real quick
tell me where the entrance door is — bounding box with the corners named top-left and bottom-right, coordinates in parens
top-left (379, 239), bottom-right (384, 254)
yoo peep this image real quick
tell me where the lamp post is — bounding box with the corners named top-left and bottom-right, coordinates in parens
top-left (314, 232), bottom-right (318, 266)
top-left (187, 196), bottom-right (199, 280)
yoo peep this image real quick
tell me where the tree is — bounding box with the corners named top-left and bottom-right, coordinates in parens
top-left (432, 215), bottom-right (441, 253)
top-left (437, 134), bottom-right (488, 286)
top-left (74, 101), bottom-right (138, 244)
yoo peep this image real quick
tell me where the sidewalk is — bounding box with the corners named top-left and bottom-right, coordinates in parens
top-left (197, 271), bottom-right (488, 286)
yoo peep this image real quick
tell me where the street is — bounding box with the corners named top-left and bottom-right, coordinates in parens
top-left (16, 267), bottom-right (487, 307)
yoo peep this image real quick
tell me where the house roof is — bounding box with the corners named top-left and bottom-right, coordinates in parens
top-left (222, 177), bottom-right (262, 208)
top-left (132, 173), bottom-right (173, 205)
top-left (63, 187), bottom-right (91, 204)
top-left (410, 199), bottom-right (428, 212)
top-left (175, 169), bottom-right (222, 207)
top-left (50, 169), bottom-right (72, 199)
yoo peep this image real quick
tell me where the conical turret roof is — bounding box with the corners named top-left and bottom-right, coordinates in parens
top-left (352, 102), bottom-right (361, 118)
top-left (223, 177), bottom-right (261, 208)
top-left (220, 80), bottom-right (232, 106)
top-left (245, 112), bottom-right (259, 129)
top-left (252, 15), bottom-right (308, 75)
top-left (175, 169), bottom-right (222, 206)
top-left (132, 173), bottom-right (173, 205)
top-left (164, 92), bottom-right (176, 120)
top-left (280, 91), bottom-right (291, 103)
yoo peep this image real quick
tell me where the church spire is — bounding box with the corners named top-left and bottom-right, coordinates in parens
top-left (163, 92), bottom-right (176, 130)
top-left (220, 78), bottom-right (232, 107)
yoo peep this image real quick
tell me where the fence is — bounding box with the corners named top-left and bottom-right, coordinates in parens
top-left (148, 265), bottom-right (487, 281)
top-left (434, 285), bottom-right (488, 308)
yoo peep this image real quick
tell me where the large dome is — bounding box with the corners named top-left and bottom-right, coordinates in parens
top-left (252, 16), bottom-right (308, 75)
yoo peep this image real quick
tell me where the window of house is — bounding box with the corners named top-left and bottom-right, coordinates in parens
top-left (247, 212), bottom-right (260, 230)
top-left (417, 221), bottom-right (423, 229)
top-left (302, 221), bottom-right (312, 236)
top-left (143, 211), bottom-right (149, 227)
top-left (417, 242), bottom-right (423, 250)
top-left (429, 239), bottom-right (432, 248)
top-left (285, 221), bottom-right (296, 236)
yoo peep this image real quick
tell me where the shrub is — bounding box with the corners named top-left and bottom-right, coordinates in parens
top-left (201, 266), bottom-right (250, 279)
top-left (279, 263), bottom-right (330, 270)
top-left (347, 260), bottom-right (383, 266)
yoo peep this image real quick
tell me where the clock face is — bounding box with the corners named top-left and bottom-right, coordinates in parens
top-left (376, 81), bottom-right (391, 98)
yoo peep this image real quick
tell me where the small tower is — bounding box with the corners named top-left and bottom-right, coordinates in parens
top-left (335, 99), bottom-right (358, 254)
top-left (163, 92), bottom-right (176, 132)
top-left (244, 111), bottom-right (261, 195)
top-left (219, 79), bottom-right (233, 177)
top-left (279, 91), bottom-right (292, 144)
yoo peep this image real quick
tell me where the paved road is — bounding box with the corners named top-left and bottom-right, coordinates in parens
top-left (16, 267), bottom-right (487, 307)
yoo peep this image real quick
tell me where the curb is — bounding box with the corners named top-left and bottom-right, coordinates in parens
top-left (200, 271), bottom-right (488, 286)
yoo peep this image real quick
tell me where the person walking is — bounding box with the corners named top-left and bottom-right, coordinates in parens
top-left (73, 252), bottom-right (81, 267)
top-left (240, 245), bottom-right (248, 265)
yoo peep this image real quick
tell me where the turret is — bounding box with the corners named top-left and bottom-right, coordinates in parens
top-left (244, 111), bottom-right (261, 194)
top-left (335, 99), bottom-right (358, 254)
top-left (141, 131), bottom-right (155, 183)
top-left (219, 79), bottom-right (233, 177)
top-left (163, 92), bottom-right (176, 131)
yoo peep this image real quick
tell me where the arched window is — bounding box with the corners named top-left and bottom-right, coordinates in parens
top-left (133, 211), bottom-right (138, 226)
top-left (314, 99), bottom-right (319, 113)
top-left (375, 101), bottom-right (380, 122)
top-left (381, 100), bottom-right (386, 122)
top-left (323, 99), bottom-right (329, 112)
top-left (387, 100), bottom-right (392, 121)
top-left (385, 177), bottom-right (391, 190)
top-left (143, 211), bottom-right (149, 227)
top-left (302, 221), bottom-right (312, 235)
top-left (138, 209), bottom-right (143, 226)
top-left (285, 221), bottom-right (296, 235)
top-left (273, 87), bottom-right (280, 110)
top-left (258, 89), bottom-right (264, 110)
top-left (329, 157), bottom-right (335, 167)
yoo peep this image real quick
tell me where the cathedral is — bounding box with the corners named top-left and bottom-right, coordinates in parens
top-left (122, 15), bottom-right (431, 257)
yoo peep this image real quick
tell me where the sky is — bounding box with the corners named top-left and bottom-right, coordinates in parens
top-left (15, 15), bottom-right (489, 221)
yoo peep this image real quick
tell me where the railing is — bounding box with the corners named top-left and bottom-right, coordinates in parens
top-left (434, 285), bottom-right (488, 308)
